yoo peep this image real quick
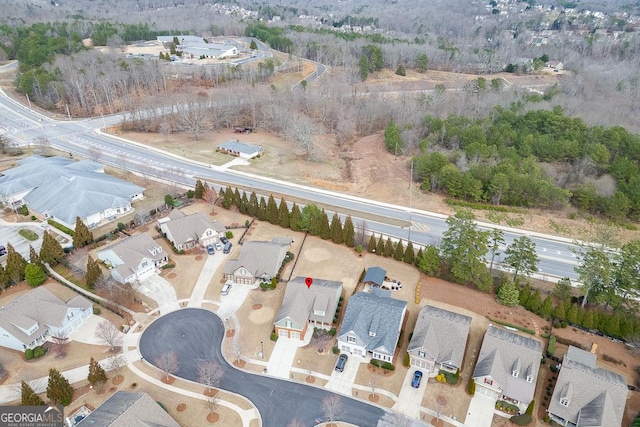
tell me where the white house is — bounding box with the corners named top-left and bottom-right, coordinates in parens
top-left (0, 287), bottom-right (92, 351)
top-left (159, 210), bottom-right (226, 250)
top-left (337, 288), bottom-right (407, 362)
top-left (97, 233), bottom-right (168, 284)
top-left (217, 140), bottom-right (264, 159)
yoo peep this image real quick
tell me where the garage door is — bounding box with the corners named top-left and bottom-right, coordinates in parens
top-left (291, 331), bottom-right (300, 340)
top-left (279, 330), bottom-right (289, 337)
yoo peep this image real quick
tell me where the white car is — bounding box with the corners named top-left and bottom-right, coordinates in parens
top-left (215, 241), bottom-right (223, 251)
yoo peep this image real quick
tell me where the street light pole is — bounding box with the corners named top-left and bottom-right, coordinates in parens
top-left (408, 159), bottom-right (413, 243)
top-left (260, 341), bottom-right (264, 359)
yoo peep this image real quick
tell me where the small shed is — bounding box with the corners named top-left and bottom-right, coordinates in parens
top-left (217, 140), bottom-right (264, 159)
top-left (363, 266), bottom-right (386, 287)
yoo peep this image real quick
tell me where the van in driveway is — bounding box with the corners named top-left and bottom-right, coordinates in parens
top-left (221, 282), bottom-right (232, 296)
top-left (223, 242), bottom-right (233, 254)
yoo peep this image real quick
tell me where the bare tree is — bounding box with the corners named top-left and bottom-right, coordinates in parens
top-left (87, 146), bottom-right (102, 162)
top-left (155, 351), bottom-right (179, 381)
top-left (369, 372), bottom-right (381, 398)
top-left (117, 153), bottom-right (130, 176)
top-left (178, 100), bottom-right (209, 141)
top-left (33, 136), bottom-right (51, 156)
top-left (139, 162), bottom-right (156, 183)
top-left (321, 394), bottom-right (344, 424)
top-left (205, 394), bottom-right (220, 417)
top-left (203, 186), bottom-right (219, 212)
top-left (51, 332), bottom-right (69, 359)
top-left (233, 339), bottom-right (243, 363)
top-left (158, 122), bottom-right (172, 141)
top-left (197, 361), bottom-right (224, 393)
top-left (287, 420), bottom-right (305, 427)
top-left (95, 276), bottom-right (118, 299)
top-left (378, 411), bottom-right (412, 427)
top-left (133, 212), bottom-right (150, 227)
top-left (106, 354), bottom-right (126, 374)
top-left (95, 320), bottom-right (122, 352)
top-left (355, 220), bottom-right (368, 248)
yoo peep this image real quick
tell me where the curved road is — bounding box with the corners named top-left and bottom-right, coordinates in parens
top-left (139, 308), bottom-right (384, 426)
top-left (0, 85), bottom-right (581, 280)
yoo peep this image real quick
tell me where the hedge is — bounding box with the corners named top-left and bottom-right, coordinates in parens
top-left (48, 219), bottom-right (74, 236)
top-left (33, 346), bottom-right (47, 358)
top-left (403, 352), bottom-right (410, 368)
top-left (487, 317), bottom-right (535, 335)
top-left (25, 349), bottom-right (34, 360)
top-left (510, 414), bottom-right (532, 426)
top-left (467, 379), bottom-right (475, 396)
top-left (547, 335), bottom-right (556, 356)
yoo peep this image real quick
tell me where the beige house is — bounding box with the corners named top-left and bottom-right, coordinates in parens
top-left (223, 238), bottom-right (291, 285)
top-left (408, 305), bottom-right (471, 375)
top-left (274, 277), bottom-right (342, 340)
top-left (97, 233), bottom-right (168, 284)
top-left (77, 391), bottom-right (179, 426)
top-left (158, 210), bottom-right (226, 250)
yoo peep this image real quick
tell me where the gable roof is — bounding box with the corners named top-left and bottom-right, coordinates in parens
top-left (98, 233), bottom-right (165, 276)
top-left (218, 140), bottom-right (263, 156)
top-left (224, 239), bottom-right (290, 279)
top-left (0, 156), bottom-right (144, 225)
top-left (0, 287), bottom-right (92, 346)
top-left (363, 267), bottom-right (386, 286)
top-left (408, 305), bottom-right (471, 369)
top-left (473, 325), bottom-right (542, 403)
top-left (275, 277), bottom-right (342, 327)
top-left (77, 391), bottom-right (179, 427)
top-left (161, 211), bottom-right (226, 246)
top-left (548, 346), bottom-right (627, 427)
top-left (338, 291), bottom-right (407, 356)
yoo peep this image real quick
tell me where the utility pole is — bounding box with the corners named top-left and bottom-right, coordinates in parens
top-left (25, 94), bottom-right (31, 108)
top-left (408, 159), bottom-right (413, 242)
top-left (65, 104), bottom-right (71, 120)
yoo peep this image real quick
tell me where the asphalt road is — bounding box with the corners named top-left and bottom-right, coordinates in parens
top-left (0, 85), bottom-right (582, 280)
top-left (138, 308), bottom-right (385, 426)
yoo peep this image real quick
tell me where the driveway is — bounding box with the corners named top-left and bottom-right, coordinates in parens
top-left (266, 330), bottom-right (312, 379)
top-left (139, 309), bottom-right (384, 427)
top-left (325, 352), bottom-right (361, 395)
top-left (0, 219), bottom-right (43, 264)
top-left (136, 274), bottom-right (179, 315)
top-left (68, 314), bottom-right (124, 346)
top-left (188, 252), bottom-right (227, 308)
top-left (393, 369), bottom-right (428, 419)
top-left (464, 392), bottom-right (496, 427)
top-left (217, 281), bottom-right (253, 319)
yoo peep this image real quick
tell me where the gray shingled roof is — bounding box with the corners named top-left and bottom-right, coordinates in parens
top-left (548, 346), bottom-right (627, 427)
top-left (98, 234), bottom-right (165, 277)
top-left (218, 140), bottom-right (263, 156)
top-left (408, 305), bottom-right (471, 370)
top-left (224, 239), bottom-right (289, 279)
top-left (472, 325), bottom-right (542, 403)
top-left (77, 391), bottom-right (179, 427)
top-left (275, 277), bottom-right (342, 328)
top-left (0, 156), bottom-right (143, 225)
top-left (363, 267), bottom-right (386, 286)
top-left (338, 291), bottom-right (407, 356)
top-left (0, 287), bottom-right (92, 346)
top-left (162, 212), bottom-right (226, 246)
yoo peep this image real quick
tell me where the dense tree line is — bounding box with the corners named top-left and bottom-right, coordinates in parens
top-left (413, 106), bottom-right (640, 220)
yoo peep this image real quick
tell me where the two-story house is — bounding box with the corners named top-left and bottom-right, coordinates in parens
top-left (0, 287), bottom-right (92, 351)
top-left (159, 210), bottom-right (226, 250)
top-left (97, 233), bottom-right (168, 284)
top-left (274, 277), bottom-right (343, 340)
top-left (408, 305), bottom-right (472, 375)
top-left (472, 325), bottom-right (542, 412)
top-left (337, 289), bottom-right (407, 363)
top-left (224, 239), bottom-right (291, 285)
top-left (548, 346), bottom-right (628, 427)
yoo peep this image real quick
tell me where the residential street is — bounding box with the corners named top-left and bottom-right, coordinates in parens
top-left (139, 308), bottom-right (386, 427)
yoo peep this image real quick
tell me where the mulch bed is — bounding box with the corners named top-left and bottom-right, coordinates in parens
top-left (233, 360), bottom-right (246, 368)
top-left (430, 419), bottom-right (444, 427)
top-left (306, 376), bottom-right (315, 383)
top-left (177, 403), bottom-right (187, 412)
top-left (137, 226), bottom-right (149, 232)
top-left (195, 255), bottom-right (203, 261)
top-left (161, 376), bottom-right (176, 385)
top-left (367, 365), bottom-right (395, 377)
top-left (112, 375), bottom-right (124, 385)
top-left (226, 330), bottom-right (235, 337)
top-left (72, 385), bottom-right (90, 401)
top-left (252, 304), bottom-right (262, 310)
top-left (167, 273), bottom-right (177, 279)
top-left (204, 388), bottom-right (218, 397)
top-left (207, 413), bottom-right (220, 423)
top-left (368, 394), bottom-right (380, 402)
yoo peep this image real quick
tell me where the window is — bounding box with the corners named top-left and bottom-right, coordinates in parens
top-left (347, 336), bottom-right (356, 343)
top-left (484, 378), bottom-right (493, 386)
top-left (142, 261), bottom-right (148, 267)
top-left (285, 321), bottom-right (292, 328)
top-left (560, 398), bottom-right (569, 407)
top-left (369, 331), bottom-right (376, 337)
top-left (313, 309), bottom-right (325, 316)
top-left (418, 350), bottom-right (426, 358)
top-left (512, 370), bottom-right (519, 378)
top-left (240, 269), bottom-right (246, 275)
top-left (207, 230), bottom-right (212, 236)
top-left (526, 375), bottom-right (533, 383)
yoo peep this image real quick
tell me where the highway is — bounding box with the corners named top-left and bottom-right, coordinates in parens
top-left (0, 86), bottom-right (582, 280)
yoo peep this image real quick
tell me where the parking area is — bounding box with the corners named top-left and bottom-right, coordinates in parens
top-left (393, 369), bottom-right (428, 419)
top-left (464, 392), bottom-right (495, 427)
top-left (0, 219), bottom-right (43, 263)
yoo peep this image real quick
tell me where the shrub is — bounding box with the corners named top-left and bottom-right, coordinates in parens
top-left (439, 370), bottom-right (458, 384)
top-left (150, 208), bottom-right (157, 216)
top-left (117, 223), bottom-right (126, 231)
top-left (130, 382), bottom-right (137, 388)
top-left (19, 229), bottom-right (39, 241)
top-left (403, 352), bottom-right (410, 368)
top-left (245, 220), bottom-right (250, 227)
top-left (31, 215), bottom-right (37, 221)
top-left (487, 317), bottom-right (535, 335)
top-left (33, 346), bottom-right (46, 358)
top-left (187, 190), bottom-right (195, 198)
top-left (467, 379), bottom-right (476, 396)
top-left (381, 362), bottom-right (394, 371)
top-left (510, 414), bottom-right (532, 426)
top-left (543, 414), bottom-right (551, 423)
top-left (93, 307), bottom-right (101, 315)
top-left (547, 335), bottom-right (556, 356)
top-left (20, 205), bottom-right (29, 216)
top-left (550, 364), bottom-right (559, 373)
top-left (332, 346), bottom-right (339, 355)
top-left (25, 349), bottom-right (34, 360)
top-left (525, 399), bottom-right (534, 415)
top-left (370, 359), bottom-right (381, 368)
top-left (226, 231), bottom-right (234, 239)
top-left (356, 244), bottom-right (363, 254)
top-left (329, 328), bottom-right (336, 337)
top-left (161, 264), bottom-right (175, 269)
top-left (270, 332), bottom-right (278, 341)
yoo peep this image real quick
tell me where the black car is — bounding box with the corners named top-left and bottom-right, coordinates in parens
top-left (220, 236), bottom-right (229, 244)
top-left (335, 354), bottom-right (348, 372)
top-left (0, 246), bottom-right (6, 256)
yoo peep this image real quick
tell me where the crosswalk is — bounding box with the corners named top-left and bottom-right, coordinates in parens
top-left (410, 221), bottom-right (431, 233)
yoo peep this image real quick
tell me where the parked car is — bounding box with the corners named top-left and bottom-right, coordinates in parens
top-left (411, 370), bottom-right (423, 388)
top-left (206, 245), bottom-right (215, 255)
top-left (335, 354), bottom-right (348, 372)
top-left (220, 236), bottom-right (229, 244)
top-left (0, 246), bottom-right (6, 256)
top-left (215, 241), bottom-right (223, 251)
top-left (223, 242), bottom-right (233, 254)
top-left (221, 282), bottom-right (232, 296)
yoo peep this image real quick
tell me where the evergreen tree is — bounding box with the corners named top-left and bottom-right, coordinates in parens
top-left (21, 381), bottom-right (45, 406)
top-left (299, 204), bottom-right (322, 233)
top-left (540, 295), bottom-right (554, 317)
top-left (375, 235), bottom-right (385, 256)
top-left (343, 216), bottom-right (355, 248)
top-left (496, 282), bottom-right (520, 306)
top-left (25, 264), bottom-right (46, 287)
top-left (414, 248), bottom-right (423, 266)
top-left (383, 237), bottom-right (394, 257)
top-left (553, 277), bottom-right (573, 303)
top-left (46, 368), bottom-right (73, 406)
top-left (40, 231), bottom-right (64, 266)
top-left (519, 283), bottom-right (532, 306)
top-left (72, 217), bottom-right (92, 248)
top-left (553, 302), bottom-right (566, 320)
top-left (222, 186), bottom-right (234, 209)
top-left (368, 234), bottom-right (378, 253)
top-left (250, 40), bottom-right (258, 50)
top-left (504, 236), bottom-right (539, 282)
top-left (257, 197), bottom-right (267, 221)
top-left (403, 241), bottom-right (415, 264)
top-left (248, 192), bottom-right (259, 217)
top-left (29, 245), bottom-right (44, 270)
top-left (278, 197), bottom-right (290, 228)
top-left (266, 195), bottom-right (278, 224)
top-left (87, 357), bottom-right (108, 388)
top-left (395, 64), bottom-right (406, 76)
top-left (6, 243), bottom-right (27, 285)
top-left (319, 209), bottom-right (331, 240)
top-left (85, 256), bottom-right (102, 289)
top-left (289, 203), bottom-right (301, 231)
top-left (194, 180), bottom-right (205, 199)
top-left (582, 310), bottom-right (596, 329)
top-left (0, 264), bottom-right (7, 289)
top-left (233, 188), bottom-right (242, 208)
top-left (529, 288), bottom-right (542, 313)
top-left (239, 192), bottom-right (249, 214)
top-left (416, 246), bottom-right (441, 276)
top-left (330, 213), bottom-right (344, 244)
top-left (393, 240), bottom-right (405, 261)
top-left (566, 303), bottom-right (578, 324)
